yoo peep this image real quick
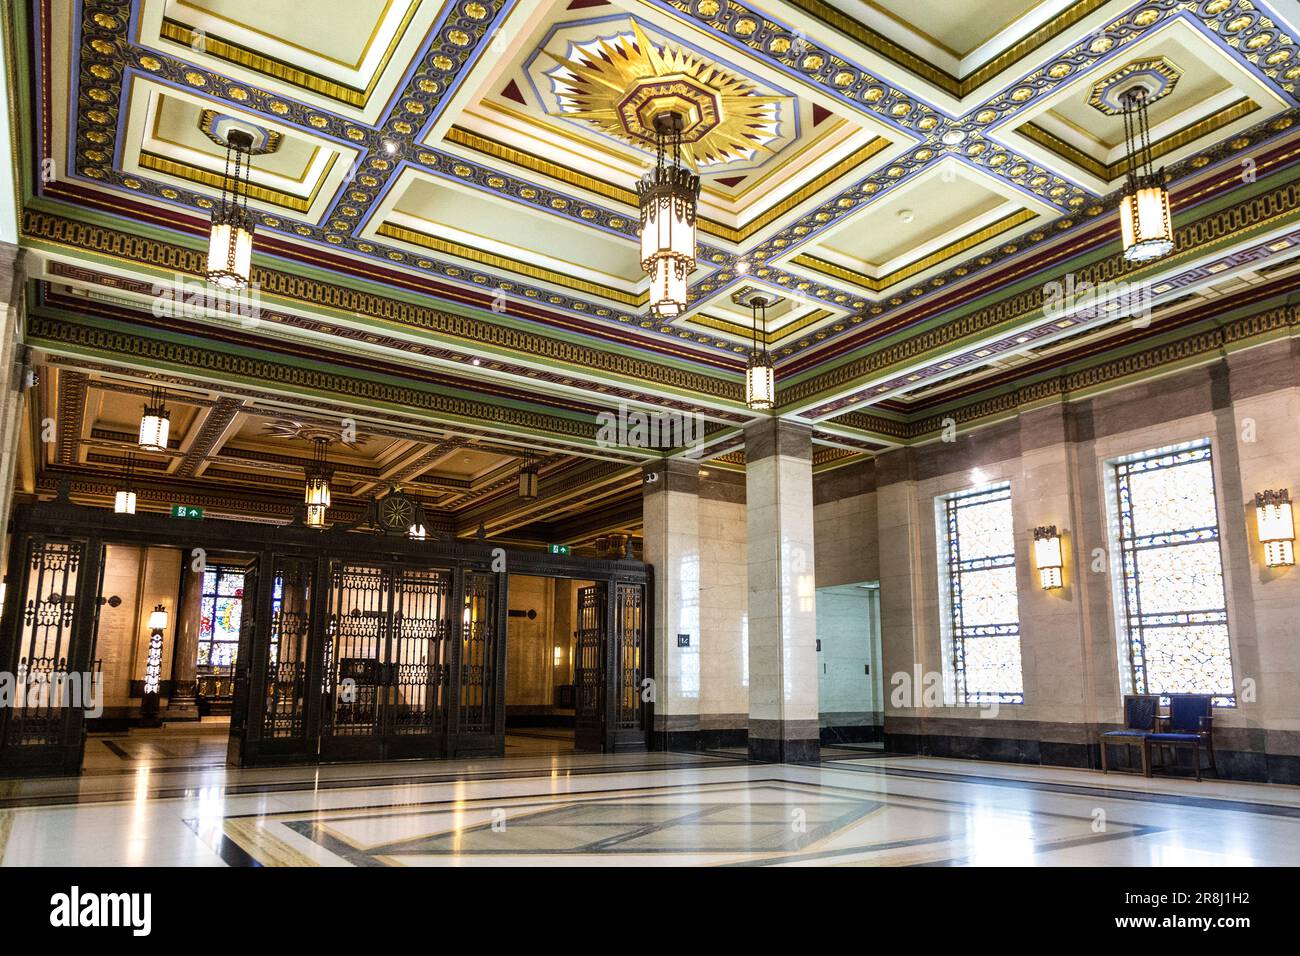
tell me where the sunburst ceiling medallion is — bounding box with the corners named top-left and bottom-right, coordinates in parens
top-left (263, 419), bottom-right (368, 446)
top-left (545, 21), bottom-right (788, 169)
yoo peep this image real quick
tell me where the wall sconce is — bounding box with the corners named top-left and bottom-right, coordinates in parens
top-left (1255, 489), bottom-right (1295, 567)
top-left (142, 603), bottom-right (168, 726)
top-left (1033, 526), bottom-right (1063, 590)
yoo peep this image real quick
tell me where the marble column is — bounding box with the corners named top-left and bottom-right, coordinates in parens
top-left (744, 419), bottom-right (819, 763)
top-left (642, 458), bottom-right (701, 750)
top-left (165, 563), bottom-right (203, 720)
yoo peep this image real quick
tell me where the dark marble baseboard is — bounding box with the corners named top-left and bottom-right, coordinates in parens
top-left (884, 731), bottom-right (1300, 784)
top-left (749, 735), bottom-right (820, 763)
top-left (820, 723), bottom-right (883, 744)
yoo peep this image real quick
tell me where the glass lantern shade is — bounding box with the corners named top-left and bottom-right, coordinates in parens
top-left (746, 355), bottom-right (775, 410)
top-left (206, 208), bottom-right (255, 289)
top-left (1120, 184), bottom-right (1174, 262)
top-left (138, 405), bottom-right (170, 452)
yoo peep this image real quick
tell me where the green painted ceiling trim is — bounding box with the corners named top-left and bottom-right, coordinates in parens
top-left (774, 161), bottom-right (1300, 396)
top-left (774, 208), bottom-right (1300, 414)
top-left (908, 296), bottom-right (1299, 432)
top-left (22, 200), bottom-right (750, 410)
top-left (3, 0), bottom-right (37, 209)
top-left (25, 304), bottom-right (646, 450)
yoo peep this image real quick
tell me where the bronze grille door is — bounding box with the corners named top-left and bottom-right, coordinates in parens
top-left (574, 584), bottom-right (606, 752)
top-left (0, 536), bottom-right (102, 775)
top-left (231, 557), bottom-right (319, 765)
top-left (319, 561), bottom-right (453, 761)
top-left (611, 582), bottom-right (647, 750)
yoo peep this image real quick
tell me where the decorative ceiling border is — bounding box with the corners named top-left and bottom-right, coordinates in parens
top-left (783, 175), bottom-right (1300, 415)
top-left (1017, 97), bottom-right (1260, 180)
top-left (782, 0), bottom-right (1113, 96)
top-left (18, 0), bottom-right (1296, 373)
top-left (21, 209), bottom-right (749, 396)
top-left (26, 310), bottom-right (620, 444)
top-left (774, 132), bottom-right (1300, 396)
top-left (826, 293), bottom-right (1298, 444)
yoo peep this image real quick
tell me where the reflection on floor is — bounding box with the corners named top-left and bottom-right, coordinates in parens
top-left (84, 719), bottom-right (232, 775)
top-left (4, 743), bottom-right (1300, 865)
top-left (505, 727), bottom-right (576, 755)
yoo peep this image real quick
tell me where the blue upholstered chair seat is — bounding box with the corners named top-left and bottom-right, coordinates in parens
top-left (1147, 732), bottom-right (1201, 742)
top-left (1101, 729), bottom-right (1150, 737)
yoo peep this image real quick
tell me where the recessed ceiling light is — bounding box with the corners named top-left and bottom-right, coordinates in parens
top-left (941, 130), bottom-right (967, 146)
top-left (382, 139), bottom-right (399, 155)
top-left (470, 357), bottom-right (481, 366)
top-left (736, 260), bottom-right (750, 273)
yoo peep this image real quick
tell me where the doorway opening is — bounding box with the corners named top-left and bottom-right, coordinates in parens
top-left (502, 574), bottom-right (596, 755)
top-left (81, 546), bottom-right (257, 775)
top-left (815, 581), bottom-right (884, 755)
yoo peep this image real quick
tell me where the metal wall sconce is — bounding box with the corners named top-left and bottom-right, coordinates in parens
top-left (1033, 525), bottom-right (1064, 590)
top-left (1255, 488), bottom-right (1295, 567)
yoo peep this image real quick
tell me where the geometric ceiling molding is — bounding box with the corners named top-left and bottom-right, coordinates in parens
top-left (1088, 57), bottom-right (1183, 115)
top-left (540, 20), bottom-right (790, 169)
top-left (10, 0), bottom-right (1300, 497)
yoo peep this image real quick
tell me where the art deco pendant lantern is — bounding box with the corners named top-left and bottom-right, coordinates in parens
top-left (207, 128), bottom-right (256, 288)
top-left (638, 112), bottom-right (700, 318)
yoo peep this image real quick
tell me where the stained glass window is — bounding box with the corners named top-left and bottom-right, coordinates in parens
top-left (1113, 440), bottom-right (1234, 705)
top-left (942, 484), bottom-right (1024, 704)
top-left (197, 566), bottom-right (245, 668)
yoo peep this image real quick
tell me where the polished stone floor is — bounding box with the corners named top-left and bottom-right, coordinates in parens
top-left (2, 726), bottom-right (1298, 866)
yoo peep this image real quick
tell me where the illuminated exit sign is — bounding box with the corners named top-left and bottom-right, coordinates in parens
top-left (171, 505), bottom-right (204, 520)
top-left (548, 544), bottom-right (570, 555)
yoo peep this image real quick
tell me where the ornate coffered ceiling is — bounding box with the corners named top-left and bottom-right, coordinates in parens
top-left (7, 0), bottom-right (1300, 504)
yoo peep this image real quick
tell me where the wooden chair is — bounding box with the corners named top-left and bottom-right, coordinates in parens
top-left (1148, 694), bottom-right (1216, 781)
top-left (1100, 694), bottom-right (1159, 774)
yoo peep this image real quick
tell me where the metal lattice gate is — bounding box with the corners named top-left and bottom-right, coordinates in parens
top-left (318, 562), bottom-right (455, 761)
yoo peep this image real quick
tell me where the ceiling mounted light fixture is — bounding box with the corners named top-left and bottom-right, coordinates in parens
top-left (138, 387), bottom-right (170, 452)
top-left (303, 438), bottom-right (332, 529)
top-left (519, 457), bottom-right (540, 500)
top-left (745, 295), bottom-right (775, 411)
top-left (207, 128), bottom-right (256, 289)
top-left (115, 453), bottom-right (137, 515)
top-left (1118, 86), bottom-right (1173, 263)
top-left (638, 111), bottom-right (700, 319)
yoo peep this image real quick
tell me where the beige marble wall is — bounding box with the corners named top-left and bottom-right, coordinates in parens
top-left (91, 545), bottom-right (182, 715)
top-left (505, 574), bottom-right (556, 710)
top-left (642, 461), bottom-right (701, 734)
top-left (813, 460), bottom-right (879, 588)
top-left (744, 421), bottom-right (819, 759)
top-left (698, 492), bottom-right (747, 720)
top-left (864, 343), bottom-right (1300, 773)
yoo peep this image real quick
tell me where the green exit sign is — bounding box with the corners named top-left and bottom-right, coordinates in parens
top-left (548, 544), bottom-right (570, 555)
top-left (172, 504), bottom-right (204, 520)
